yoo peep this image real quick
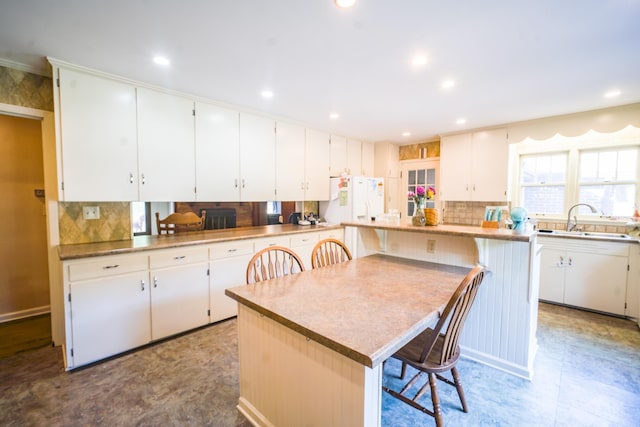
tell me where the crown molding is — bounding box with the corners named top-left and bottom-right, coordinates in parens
top-left (0, 57), bottom-right (51, 77)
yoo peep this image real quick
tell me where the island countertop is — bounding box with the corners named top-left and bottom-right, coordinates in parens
top-left (341, 220), bottom-right (536, 242)
top-left (58, 224), bottom-right (343, 260)
top-left (225, 254), bottom-right (470, 368)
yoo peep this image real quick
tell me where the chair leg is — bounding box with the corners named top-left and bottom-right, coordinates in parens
top-left (400, 362), bottom-right (407, 379)
top-left (428, 372), bottom-right (444, 427)
top-left (451, 366), bottom-right (468, 413)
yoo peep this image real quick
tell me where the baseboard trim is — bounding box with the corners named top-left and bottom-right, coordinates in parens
top-left (0, 305), bottom-right (51, 323)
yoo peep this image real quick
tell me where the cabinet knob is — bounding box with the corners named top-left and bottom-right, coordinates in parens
top-left (242, 179), bottom-right (245, 188)
top-left (141, 280), bottom-right (145, 291)
top-left (129, 173), bottom-right (134, 184)
top-left (141, 173), bottom-right (146, 185)
top-left (234, 179), bottom-right (238, 188)
top-left (153, 276), bottom-right (158, 288)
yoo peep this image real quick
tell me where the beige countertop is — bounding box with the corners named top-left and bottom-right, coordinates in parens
top-left (341, 220), bottom-right (537, 242)
top-left (225, 254), bottom-right (470, 368)
top-left (58, 224), bottom-right (343, 260)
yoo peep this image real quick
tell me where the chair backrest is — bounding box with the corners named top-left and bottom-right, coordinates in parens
top-left (156, 211), bottom-right (206, 235)
top-left (419, 265), bottom-right (487, 365)
top-left (246, 246), bottom-right (306, 284)
top-left (311, 238), bottom-right (353, 269)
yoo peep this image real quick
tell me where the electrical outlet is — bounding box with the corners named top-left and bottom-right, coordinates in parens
top-left (427, 239), bottom-right (436, 253)
top-left (83, 206), bottom-right (100, 220)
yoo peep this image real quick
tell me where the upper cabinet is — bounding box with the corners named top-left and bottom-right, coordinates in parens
top-left (239, 113), bottom-right (276, 201)
top-left (303, 128), bottom-right (330, 201)
top-left (329, 135), bottom-right (347, 176)
top-left (194, 102), bottom-right (240, 201)
top-left (347, 139), bottom-right (362, 176)
top-left (440, 129), bottom-right (509, 202)
top-left (137, 88), bottom-right (196, 201)
top-left (275, 125), bottom-right (330, 201)
top-left (361, 142), bottom-right (375, 176)
top-left (57, 68), bottom-right (139, 201)
top-left (275, 121), bottom-right (306, 201)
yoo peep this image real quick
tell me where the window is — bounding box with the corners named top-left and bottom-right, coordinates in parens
top-left (578, 148), bottom-right (637, 216)
top-left (406, 167), bottom-right (436, 216)
top-left (132, 202), bottom-right (151, 235)
top-left (519, 153), bottom-right (567, 214)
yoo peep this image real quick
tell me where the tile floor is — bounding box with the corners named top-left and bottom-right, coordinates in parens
top-left (1, 303), bottom-right (639, 426)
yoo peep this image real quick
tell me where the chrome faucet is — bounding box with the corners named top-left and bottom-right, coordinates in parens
top-left (566, 203), bottom-right (597, 231)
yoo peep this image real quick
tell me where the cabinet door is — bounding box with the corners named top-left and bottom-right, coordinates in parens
top-left (439, 133), bottom-right (472, 201)
top-left (290, 233), bottom-right (320, 270)
top-left (330, 135), bottom-right (347, 176)
top-left (304, 128), bottom-right (330, 201)
top-left (275, 122), bottom-right (306, 201)
top-left (210, 253), bottom-right (253, 322)
top-left (361, 142), bottom-right (375, 177)
top-left (195, 102), bottom-right (240, 201)
top-left (538, 247), bottom-right (566, 303)
top-left (471, 129), bottom-right (509, 201)
top-left (137, 88), bottom-right (196, 201)
top-left (239, 113), bottom-right (276, 201)
top-left (58, 68), bottom-right (139, 201)
top-left (70, 272), bottom-right (150, 367)
top-left (150, 263), bottom-right (209, 340)
top-left (565, 252), bottom-right (628, 315)
top-left (347, 139), bottom-right (362, 175)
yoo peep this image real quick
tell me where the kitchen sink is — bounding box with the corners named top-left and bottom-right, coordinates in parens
top-left (538, 229), bottom-right (632, 240)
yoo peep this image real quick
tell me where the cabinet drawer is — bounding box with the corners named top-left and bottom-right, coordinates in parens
top-left (317, 229), bottom-right (344, 241)
top-left (68, 254), bottom-right (148, 281)
top-left (290, 233), bottom-right (319, 248)
top-left (253, 236), bottom-right (290, 251)
top-left (209, 240), bottom-right (254, 260)
top-left (149, 247), bottom-right (209, 269)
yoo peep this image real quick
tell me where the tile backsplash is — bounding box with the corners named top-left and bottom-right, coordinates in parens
top-left (58, 202), bottom-right (131, 244)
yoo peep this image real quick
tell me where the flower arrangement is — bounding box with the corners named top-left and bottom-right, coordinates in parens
top-left (408, 185), bottom-right (436, 208)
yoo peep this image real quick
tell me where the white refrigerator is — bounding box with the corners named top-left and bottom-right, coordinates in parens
top-left (320, 176), bottom-right (385, 256)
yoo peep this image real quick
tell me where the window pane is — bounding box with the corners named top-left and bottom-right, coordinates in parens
top-left (550, 155), bottom-right (566, 182)
top-left (579, 184), bottom-right (635, 216)
top-left (132, 202), bottom-right (147, 234)
top-left (408, 170), bottom-right (416, 185)
top-left (521, 157), bottom-right (535, 184)
top-left (618, 150), bottom-right (637, 180)
top-left (521, 186), bottom-right (564, 214)
top-left (417, 169), bottom-right (425, 185)
top-left (598, 151), bottom-right (616, 181)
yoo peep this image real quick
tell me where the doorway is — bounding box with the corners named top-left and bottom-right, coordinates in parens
top-left (0, 113), bottom-right (51, 346)
top-left (400, 159), bottom-right (440, 218)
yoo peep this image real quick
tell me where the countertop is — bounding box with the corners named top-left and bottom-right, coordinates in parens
top-left (58, 224), bottom-right (343, 260)
top-left (341, 220), bottom-right (537, 242)
top-left (225, 254), bottom-right (470, 368)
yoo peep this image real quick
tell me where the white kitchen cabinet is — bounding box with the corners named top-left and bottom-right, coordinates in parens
top-left (290, 233), bottom-right (320, 270)
top-left (539, 237), bottom-right (629, 315)
top-left (57, 67), bottom-right (139, 201)
top-left (209, 240), bottom-right (254, 322)
top-left (347, 139), bottom-right (363, 176)
top-left (374, 142), bottom-right (400, 213)
top-left (330, 135), bottom-right (347, 176)
top-left (239, 113), bottom-right (276, 201)
top-left (275, 122), bottom-right (306, 201)
top-left (361, 142), bottom-right (375, 176)
top-left (195, 102), bottom-right (240, 201)
top-left (66, 254), bottom-right (150, 367)
top-left (303, 128), bottom-right (330, 201)
top-left (149, 248), bottom-right (210, 340)
top-left (440, 129), bottom-right (508, 201)
top-left (137, 87), bottom-right (196, 201)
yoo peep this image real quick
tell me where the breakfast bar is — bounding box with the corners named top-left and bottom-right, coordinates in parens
top-left (225, 255), bottom-right (470, 427)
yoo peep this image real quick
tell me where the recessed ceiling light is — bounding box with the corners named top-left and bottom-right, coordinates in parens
top-left (441, 79), bottom-right (455, 89)
top-left (261, 90), bottom-right (274, 98)
top-left (456, 118), bottom-right (466, 125)
top-left (402, 131), bottom-right (411, 137)
top-left (411, 54), bottom-right (427, 67)
top-left (329, 113), bottom-right (340, 119)
top-left (153, 56), bottom-right (170, 66)
top-left (335, 0), bottom-right (356, 8)
top-left (604, 90), bottom-right (621, 98)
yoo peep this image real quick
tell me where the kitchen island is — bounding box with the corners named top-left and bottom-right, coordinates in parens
top-left (225, 254), bottom-right (471, 427)
top-left (343, 221), bottom-right (540, 379)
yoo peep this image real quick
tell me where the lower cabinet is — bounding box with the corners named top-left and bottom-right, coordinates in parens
top-left (67, 254), bottom-right (151, 367)
top-left (539, 237), bottom-right (629, 315)
top-left (149, 247), bottom-right (210, 340)
top-left (209, 240), bottom-right (254, 323)
top-left (63, 228), bottom-right (347, 369)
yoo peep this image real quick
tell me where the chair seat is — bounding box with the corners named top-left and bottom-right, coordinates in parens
top-left (393, 328), bottom-right (461, 374)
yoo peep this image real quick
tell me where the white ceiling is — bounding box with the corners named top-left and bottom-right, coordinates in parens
top-left (1, 0), bottom-right (639, 144)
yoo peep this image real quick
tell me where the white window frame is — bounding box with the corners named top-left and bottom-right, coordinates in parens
top-left (511, 131), bottom-right (640, 223)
